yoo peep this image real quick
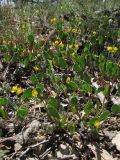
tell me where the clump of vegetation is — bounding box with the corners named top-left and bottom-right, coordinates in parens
top-left (0, 0), bottom-right (120, 159)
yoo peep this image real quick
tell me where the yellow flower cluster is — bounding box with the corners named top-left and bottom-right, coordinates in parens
top-left (66, 28), bottom-right (77, 33)
top-left (66, 77), bottom-right (71, 84)
top-left (12, 85), bottom-right (23, 95)
top-left (32, 89), bottom-right (38, 97)
top-left (22, 24), bottom-right (26, 30)
top-left (50, 18), bottom-right (57, 23)
top-left (106, 46), bottom-right (118, 53)
top-left (94, 120), bottom-right (100, 128)
top-left (72, 28), bottom-right (78, 33)
top-left (52, 41), bottom-right (64, 48)
top-left (68, 44), bottom-right (79, 49)
top-left (35, 10), bottom-right (39, 15)
top-left (33, 66), bottom-right (39, 72)
top-left (92, 31), bottom-right (97, 36)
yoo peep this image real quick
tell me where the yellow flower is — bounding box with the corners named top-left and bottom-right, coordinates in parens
top-left (12, 85), bottom-right (18, 92)
top-left (74, 44), bottom-right (79, 49)
top-left (66, 28), bottom-right (71, 33)
top-left (54, 40), bottom-right (59, 45)
top-left (20, 51), bottom-right (25, 57)
top-left (50, 18), bottom-right (57, 23)
top-left (68, 45), bottom-right (73, 49)
top-left (16, 87), bottom-right (23, 95)
top-left (41, 37), bottom-right (45, 43)
top-left (59, 42), bottom-right (64, 48)
top-left (37, 54), bottom-right (41, 58)
top-left (72, 52), bottom-right (77, 58)
top-left (52, 59), bottom-right (56, 65)
top-left (106, 46), bottom-right (113, 52)
top-left (92, 31), bottom-right (97, 36)
top-left (94, 120), bottom-right (100, 128)
top-left (66, 77), bottom-right (71, 84)
top-left (3, 40), bottom-right (6, 44)
top-left (72, 29), bottom-right (77, 33)
top-left (35, 10), bottom-right (39, 14)
top-left (33, 66), bottom-right (39, 72)
top-left (52, 41), bottom-right (59, 47)
top-left (22, 24), bottom-right (26, 29)
top-left (32, 89), bottom-right (38, 97)
top-left (112, 47), bottom-right (118, 53)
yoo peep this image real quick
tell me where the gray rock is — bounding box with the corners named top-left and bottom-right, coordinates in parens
top-left (112, 132), bottom-right (120, 151)
top-left (25, 158), bottom-right (38, 160)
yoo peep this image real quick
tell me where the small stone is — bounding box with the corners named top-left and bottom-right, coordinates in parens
top-left (59, 143), bottom-right (72, 155)
top-left (112, 132), bottom-right (120, 151)
top-left (14, 143), bottom-right (22, 152)
top-left (72, 132), bottom-right (80, 141)
top-left (57, 151), bottom-right (63, 159)
top-left (25, 158), bottom-right (38, 160)
top-left (104, 131), bottom-right (117, 139)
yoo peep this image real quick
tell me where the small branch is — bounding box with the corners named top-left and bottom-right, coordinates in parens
top-left (39, 147), bottom-right (51, 159)
top-left (20, 139), bottom-right (49, 158)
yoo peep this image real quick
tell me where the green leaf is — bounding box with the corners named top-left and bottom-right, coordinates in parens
top-left (28, 52), bottom-right (35, 62)
top-left (68, 81), bottom-right (78, 90)
top-left (7, 98), bottom-right (18, 110)
top-left (23, 59), bottom-right (29, 67)
top-left (0, 108), bottom-right (7, 119)
top-left (83, 73), bottom-right (91, 83)
top-left (73, 63), bottom-right (80, 72)
top-left (106, 61), bottom-right (119, 77)
top-left (84, 100), bottom-right (93, 114)
top-left (83, 43), bottom-right (90, 54)
top-left (98, 35), bottom-right (103, 45)
top-left (0, 150), bottom-right (9, 158)
top-left (60, 114), bottom-right (68, 129)
top-left (99, 62), bottom-right (105, 73)
top-left (77, 56), bottom-right (85, 70)
top-left (69, 94), bottom-right (78, 105)
top-left (67, 121), bottom-right (76, 133)
top-left (58, 57), bottom-right (68, 69)
top-left (103, 84), bottom-right (110, 96)
top-left (28, 33), bottom-right (34, 45)
top-left (47, 97), bottom-right (60, 120)
top-left (16, 107), bottom-right (28, 120)
top-left (99, 54), bottom-right (105, 62)
top-left (81, 81), bottom-right (92, 93)
top-left (4, 53), bottom-right (11, 63)
top-left (22, 88), bottom-right (32, 100)
top-left (36, 83), bottom-right (44, 96)
top-left (48, 97), bottom-right (58, 108)
top-left (111, 104), bottom-right (120, 113)
top-left (99, 110), bottom-right (110, 121)
top-left (30, 73), bottom-right (38, 84)
top-left (89, 117), bottom-right (97, 126)
top-left (0, 98), bottom-right (8, 106)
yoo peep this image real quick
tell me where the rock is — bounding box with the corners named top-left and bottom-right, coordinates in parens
top-left (97, 92), bottom-right (107, 104)
top-left (57, 151), bottom-right (63, 159)
top-left (111, 96), bottom-right (120, 105)
top-left (88, 144), bottom-right (116, 160)
top-left (91, 79), bottom-right (107, 104)
top-left (57, 151), bottom-right (77, 159)
top-left (104, 130), bottom-right (117, 139)
top-left (16, 120), bottom-right (41, 144)
top-left (59, 143), bottom-right (71, 155)
top-left (0, 62), bottom-right (3, 71)
top-left (14, 143), bottom-right (22, 152)
top-left (25, 158), bottom-right (38, 160)
top-left (72, 132), bottom-right (80, 141)
top-left (112, 132), bottom-right (120, 151)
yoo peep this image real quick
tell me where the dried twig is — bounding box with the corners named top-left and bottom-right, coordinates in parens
top-left (39, 147), bottom-right (51, 159)
top-left (20, 139), bottom-right (49, 158)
